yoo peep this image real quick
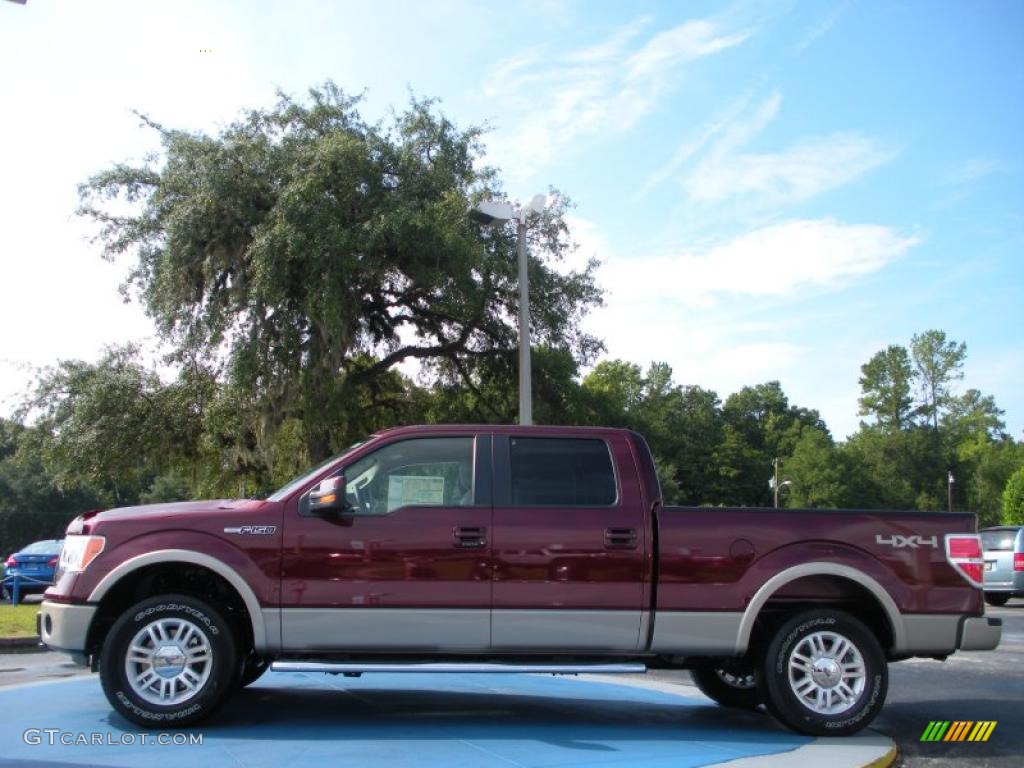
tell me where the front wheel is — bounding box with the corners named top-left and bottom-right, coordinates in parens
top-left (984, 594), bottom-right (1010, 607)
top-left (759, 609), bottom-right (887, 736)
top-left (691, 663), bottom-right (762, 709)
top-left (99, 594), bottom-right (238, 727)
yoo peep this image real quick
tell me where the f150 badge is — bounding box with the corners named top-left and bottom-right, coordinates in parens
top-left (876, 534), bottom-right (938, 549)
top-left (224, 525), bottom-right (277, 535)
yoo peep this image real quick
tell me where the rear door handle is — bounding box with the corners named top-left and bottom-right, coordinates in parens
top-left (454, 526), bottom-right (487, 548)
top-left (604, 527), bottom-right (638, 549)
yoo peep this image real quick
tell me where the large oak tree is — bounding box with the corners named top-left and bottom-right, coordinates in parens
top-left (78, 84), bottom-right (602, 460)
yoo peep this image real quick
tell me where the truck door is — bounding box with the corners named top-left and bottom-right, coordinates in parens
top-left (280, 434), bottom-right (493, 651)
top-left (490, 433), bottom-right (647, 651)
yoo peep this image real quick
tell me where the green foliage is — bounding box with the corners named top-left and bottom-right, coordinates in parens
top-left (78, 83), bottom-right (602, 464)
top-left (1002, 467), bottom-right (1024, 525)
top-left (0, 419), bottom-right (104, 558)
top-left (782, 428), bottom-right (865, 509)
top-left (858, 345), bottom-right (914, 430)
top-left (910, 330), bottom-right (966, 431)
top-left (140, 473), bottom-right (192, 504)
top-left (19, 345), bottom-right (181, 504)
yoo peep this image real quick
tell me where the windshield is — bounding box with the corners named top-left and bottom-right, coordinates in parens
top-left (265, 441), bottom-right (366, 502)
top-left (981, 529), bottom-right (1019, 552)
top-left (20, 540), bottom-right (63, 555)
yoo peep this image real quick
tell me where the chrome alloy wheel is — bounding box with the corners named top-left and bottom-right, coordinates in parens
top-left (787, 630), bottom-right (866, 715)
top-left (124, 617), bottom-right (213, 706)
top-left (715, 668), bottom-right (757, 690)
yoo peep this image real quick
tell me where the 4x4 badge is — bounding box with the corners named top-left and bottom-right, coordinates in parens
top-left (876, 534), bottom-right (938, 549)
top-left (224, 525), bottom-right (277, 535)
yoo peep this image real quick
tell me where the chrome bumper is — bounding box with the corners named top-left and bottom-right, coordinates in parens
top-left (959, 616), bottom-right (1002, 651)
top-left (38, 600), bottom-right (96, 655)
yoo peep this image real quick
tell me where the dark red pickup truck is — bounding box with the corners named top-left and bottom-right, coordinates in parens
top-left (40, 425), bottom-right (1001, 734)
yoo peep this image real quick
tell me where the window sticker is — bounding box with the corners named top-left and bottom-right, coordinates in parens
top-left (387, 475), bottom-right (445, 511)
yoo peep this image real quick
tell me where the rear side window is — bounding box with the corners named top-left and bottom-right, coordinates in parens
top-left (981, 530), bottom-right (1019, 552)
top-left (509, 438), bottom-right (616, 506)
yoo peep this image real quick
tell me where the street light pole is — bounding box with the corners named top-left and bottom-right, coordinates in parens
top-left (772, 457), bottom-right (792, 508)
top-left (469, 195), bottom-right (546, 427)
top-left (774, 457), bottom-right (780, 509)
top-left (516, 211), bottom-right (532, 425)
top-left (948, 470), bottom-right (955, 513)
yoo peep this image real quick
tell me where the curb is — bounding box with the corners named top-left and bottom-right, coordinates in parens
top-left (0, 636), bottom-right (42, 650)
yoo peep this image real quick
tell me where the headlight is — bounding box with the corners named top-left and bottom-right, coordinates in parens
top-left (58, 535), bottom-right (105, 573)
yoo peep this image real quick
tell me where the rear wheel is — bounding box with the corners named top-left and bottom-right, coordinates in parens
top-left (984, 594), bottom-right (1010, 607)
top-left (99, 594), bottom-right (237, 727)
top-left (759, 609), bottom-right (887, 736)
top-left (691, 663), bottom-right (762, 709)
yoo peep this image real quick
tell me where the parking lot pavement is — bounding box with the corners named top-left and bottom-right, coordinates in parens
top-left (872, 600), bottom-right (1024, 768)
top-left (0, 669), bottom-right (900, 768)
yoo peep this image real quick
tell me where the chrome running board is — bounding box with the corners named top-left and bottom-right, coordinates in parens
top-left (271, 661), bottom-right (646, 674)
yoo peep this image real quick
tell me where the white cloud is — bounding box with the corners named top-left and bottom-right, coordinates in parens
top-left (602, 218), bottom-right (919, 308)
top-left (625, 20), bottom-right (750, 81)
top-left (481, 17), bottom-right (750, 178)
top-left (942, 156), bottom-right (1001, 187)
top-left (794, 1), bottom-right (850, 53)
top-left (571, 215), bottom-right (920, 438)
top-left (679, 93), bottom-right (893, 207)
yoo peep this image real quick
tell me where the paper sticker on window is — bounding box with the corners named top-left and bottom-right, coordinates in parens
top-left (387, 475), bottom-right (445, 511)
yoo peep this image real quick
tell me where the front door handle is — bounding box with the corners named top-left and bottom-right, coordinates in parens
top-left (454, 526), bottom-right (487, 548)
top-left (604, 527), bottom-right (638, 549)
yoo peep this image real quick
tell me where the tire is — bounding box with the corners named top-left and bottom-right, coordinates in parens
top-left (99, 594), bottom-right (238, 727)
top-left (691, 664), bottom-right (762, 710)
top-left (237, 654), bottom-right (270, 688)
top-left (758, 609), bottom-right (887, 736)
top-left (984, 594), bottom-right (1010, 607)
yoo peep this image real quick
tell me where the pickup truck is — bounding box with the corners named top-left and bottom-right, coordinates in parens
top-left (39, 425), bottom-right (1001, 735)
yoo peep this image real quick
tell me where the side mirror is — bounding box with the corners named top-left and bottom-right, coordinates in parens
top-left (309, 475), bottom-right (348, 514)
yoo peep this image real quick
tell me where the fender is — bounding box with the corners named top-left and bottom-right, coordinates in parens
top-left (735, 561), bottom-right (906, 654)
top-left (88, 549), bottom-right (279, 652)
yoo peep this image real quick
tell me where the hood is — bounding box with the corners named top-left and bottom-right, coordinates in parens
top-left (68, 499), bottom-right (266, 533)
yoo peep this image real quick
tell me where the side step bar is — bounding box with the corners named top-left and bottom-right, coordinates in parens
top-left (272, 661), bottom-right (647, 675)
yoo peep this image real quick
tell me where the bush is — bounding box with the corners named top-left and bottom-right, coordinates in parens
top-left (1002, 466), bottom-right (1024, 525)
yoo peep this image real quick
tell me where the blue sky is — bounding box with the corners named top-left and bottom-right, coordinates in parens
top-left (1, 0), bottom-right (1021, 439)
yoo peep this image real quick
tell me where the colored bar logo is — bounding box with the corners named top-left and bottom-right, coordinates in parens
top-left (920, 721), bottom-right (997, 742)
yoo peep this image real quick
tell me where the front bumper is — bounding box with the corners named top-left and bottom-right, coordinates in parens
top-left (37, 600), bottom-right (96, 655)
top-left (959, 616), bottom-right (1002, 651)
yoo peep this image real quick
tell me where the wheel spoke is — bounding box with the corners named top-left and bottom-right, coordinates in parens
top-left (787, 629), bottom-right (867, 715)
top-left (831, 638), bottom-right (850, 662)
top-left (125, 615), bottom-right (215, 707)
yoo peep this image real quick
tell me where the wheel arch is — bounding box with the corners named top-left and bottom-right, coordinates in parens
top-left (87, 549), bottom-right (274, 653)
top-left (736, 562), bottom-right (905, 655)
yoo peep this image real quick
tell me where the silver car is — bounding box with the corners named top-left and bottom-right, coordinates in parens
top-left (981, 526), bottom-right (1023, 606)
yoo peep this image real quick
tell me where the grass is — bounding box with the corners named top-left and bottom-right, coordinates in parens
top-left (0, 603), bottom-right (39, 638)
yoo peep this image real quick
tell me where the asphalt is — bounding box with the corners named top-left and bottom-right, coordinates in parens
top-left (870, 601), bottom-right (1024, 768)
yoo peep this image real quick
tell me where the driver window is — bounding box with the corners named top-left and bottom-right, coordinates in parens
top-left (343, 437), bottom-right (475, 515)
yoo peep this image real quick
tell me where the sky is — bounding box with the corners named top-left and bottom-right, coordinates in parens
top-left (1, 0), bottom-right (1022, 440)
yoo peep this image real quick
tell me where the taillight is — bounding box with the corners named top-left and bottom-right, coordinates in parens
top-left (945, 534), bottom-right (984, 587)
top-left (4, 554), bottom-right (14, 568)
top-left (47, 556), bottom-right (59, 567)
top-left (1014, 553), bottom-right (1024, 572)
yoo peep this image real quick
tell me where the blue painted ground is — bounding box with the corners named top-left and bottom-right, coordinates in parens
top-left (0, 672), bottom-right (811, 767)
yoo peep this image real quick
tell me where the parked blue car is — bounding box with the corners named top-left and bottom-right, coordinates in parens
top-left (2, 539), bottom-right (64, 603)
